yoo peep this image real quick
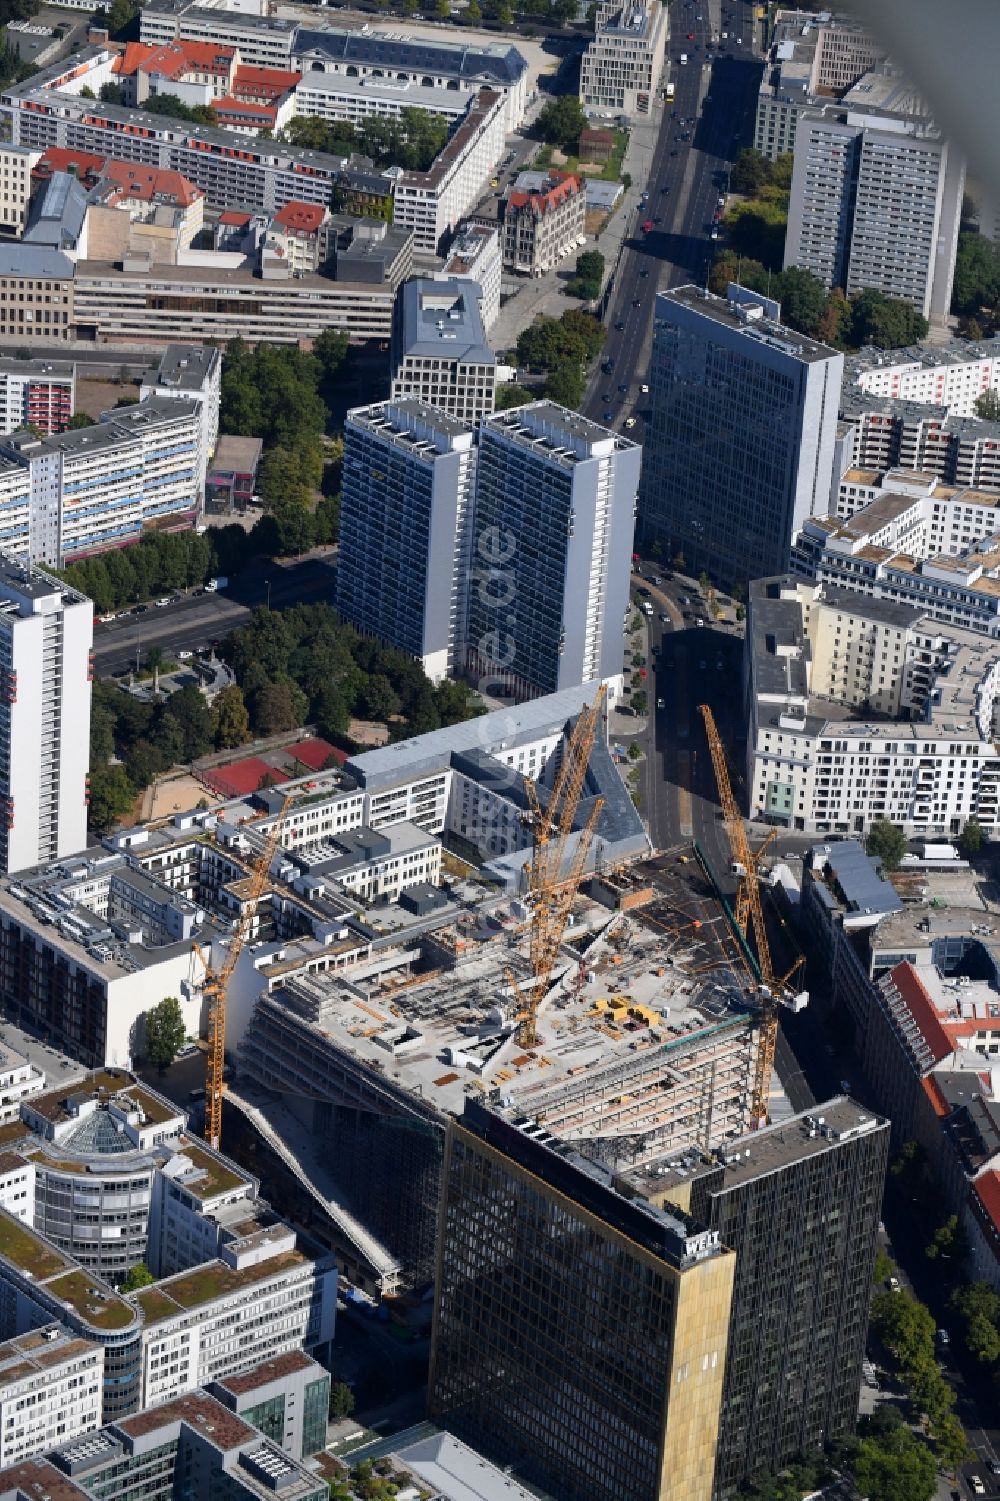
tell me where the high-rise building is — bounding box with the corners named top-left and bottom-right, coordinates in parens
top-left (641, 285), bottom-right (842, 585)
top-left (579, 0), bottom-right (668, 119)
top-left (428, 1100), bottom-right (736, 1501)
top-left (466, 401), bottom-right (639, 700)
top-left (678, 1100), bottom-right (889, 1497)
top-left (338, 400), bottom-right (477, 683)
top-left (0, 560), bottom-right (92, 873)
top-left (391, 279), bottom-right (497, 426)
top-left (785, 104), bottom-right (964, 324)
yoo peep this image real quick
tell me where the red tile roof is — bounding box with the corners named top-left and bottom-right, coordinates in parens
top-left (273, 199), bottom-right (326, 235)
top-left (34, 147), bottom-right (106, 186)
top-left (102, 160), bottom-right (202, 208)
top-left (888, 962), bottom-right (954, 1064)
top-left (218, 209), bottom-right (252, 226)
top-left (974, 1170), bottom-right (1000, 1232)
top-left (233, 64), bottom-right (301, 100)
top-left (213, 97), bottom-right (278, 122)
top-left (507, 172), bottom-right (583, 215)
top-left (124, 39), bottom-right (236, 79)
top-left (921, 1074), bottom-right (951, 1119)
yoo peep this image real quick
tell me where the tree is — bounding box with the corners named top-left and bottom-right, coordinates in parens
top-left (870, 1287), bottom-right (936, 1370)
top-left (926, 1214), bottom-right (967, 1263)
top-left (253, 680), bottom-right (304, 735)
top-left (866, 817), bottom-right (907, 871)
top-left (851, 287), bottom-right (929, 349)
top-left (87, 762), bottom-right (135, 833)
top-left (933, 1412), bottom-right (970, 1473)
top-left (67, 412), bottom-right (95, 429)
top-left (466, 0), bottom-right (481, 16)
top-left (952, 230), bottom-right (1000, 318)
top-left (537, 95), bottom-right (587, 152)
top-left (144, 995), bottom-right (186, 1070)
top-left (545, 361), bottom-right (584, 408)
top-left (850, 1425), bottom-right (936, 1501)
top-left (568, 248), bottom-right (605, 301)
top-left (329, 1381), bottom-right (355, 1419)
top-left (974, 389), bottom-right (1000, 421)
top-left (212, 685), bottom-right (251, 751)
top-left (779, 266), bottom-right (827, 338)
top-left (361, 674), bottom-right (401, 722)
top-left (98, 80), bottom-right (125, 104)
top-left (729, 147), bottom-right (771, 196)
top-left (494, 383), bottom-right (534, 410)
top-left (121, 1262), bottom-right (154, 1292)
top-left (162, 683), bottom-right (213, 761)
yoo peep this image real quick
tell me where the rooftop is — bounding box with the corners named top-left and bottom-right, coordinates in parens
top-left (212, 1349), bottom-right (317, 1396)
top-left (482, 400), bottom-right (636, 466)
top-left (134, 1248), bottom-right (308, 1323)
top-left (660, 284), bottom-right (841, 366)
top-left (397, 277), bottom-right (494, 366)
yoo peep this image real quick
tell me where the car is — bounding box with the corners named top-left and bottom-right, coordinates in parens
top-left (176, 1042), bottom-right (199, 1059)
top-left (715, 659), bottom-right (723, 670)
top-left (695, 617), bottom-right (705, 627)
top-left (840, 1078), bottom-right (852, 1093)
top-left (652, 575), bottom-right (661, 585)
top-left (625, 416), bottom-right (636, 429)
top-left (177, 650), bottom-right (193, 661)
top-left (156, 597), bottom-right (171, 607)
top-left (970, 1479), bottom-right (986, 1497)
top-left (632, 298), bottom-right (641, 307)
top-left (603, 392), bottom-right (613, 401)
top-left (603, 411), bottom-right (614, 422)
top-left (657, 697), bottom-right (665, 709)
top-left (134, 603), bottom-right (149, 614)
top-left (490, 177), bottom-right (499, 188)
top-left (659, 613), bottom-right (668, 623)
top-left (678, 595), bottom-right (689, 604)
top-left (660, 184), bottom-right (669, 193)
top-left (615, 320), bottom-right (625, 330)
top-left (653, 215), bottom-right (662, 223)
top-left (711, 229), bottom-right (719, 240)
top-left (989, 1461), bottom-right (1000, 1478)
top-left (686, 30), bottom-right (695, 37)
top-left (640, 267), bottom-right (649, 277)
top-left (936, 1328), bottom-right (950, 1346)
top-left (888, 1276), bottom-right (901, 1292)
top-left (671, 149), bottom-right (679, 156)
top-left (641, 383), bottom-right (650, 393)
top-left (619, 383), bottom-right (629, 392)
top-left (718, 195), bottom-right (726, 207)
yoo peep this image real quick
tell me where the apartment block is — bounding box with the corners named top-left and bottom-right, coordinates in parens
top-left (0, 247), bottom-right (74, 344)
top-left (838, 399), bottom-right (1000, 492)
top-left (0, 359), bottom-right (74, 439)
top-left (139, 343), bottom-right (221, 489)
top-left (754, 10), bottom-right (884, 160)
top-left (390, 279), bottom-right (496, 427)
top-left (847, 337), bottom-right (1000, 418)
top-left (339, 399), bottom-right (477, 682)
top-left (0, 561), bottom-right (91, 873)
top-left (436, 222), bottom-right (502, 332)
top-left (428, 1100), bottom-right (735, 1501)
top-left (467, 402), bottom-right (640, 701)
top-left (0, 145), bottom-right (41, 236)
top-left (3, 398), bottom-right (202, 565)
top-left (649, 1101), bottom-right (889, 1497)
top-left (579, 0), bottom-right (668, 119)
top-left (785, 106), bottom-right (964, 324)
top-left (501, 173), bottom-right (586, 277)
top-left (0, 1042), bottom-right (44, 1126)
top-left (209, 1351), bottom-right (330, 1462)
top-left (641, 285), bottom-right (842, 584)
top-left (0, 1326), bottom-right (103, 1467)
top-left (393, 89), bottom-right (506, 255)
top-left (745, 574), bottom-right (1000, 836)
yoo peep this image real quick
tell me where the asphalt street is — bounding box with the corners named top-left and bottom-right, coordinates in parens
top-left (583, 0), bottom-right (763, 428)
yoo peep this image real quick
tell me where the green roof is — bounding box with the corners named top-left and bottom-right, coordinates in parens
top-left (139, 1250), bottom-right (308, 1324)
top-left (0, 1211), bottom-right (67, 1280)
top-left (134, 1286), bottom-right (182, 1323)
top-left (44, 1269), bottom-right (135, 1331)
top-left (176, 1140), bottom-right (247, 1199)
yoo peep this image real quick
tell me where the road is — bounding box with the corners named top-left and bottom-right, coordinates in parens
top-left (93, 554), bottom-right (337, 674)
top-left (584, 0), bottom-right (763, 426)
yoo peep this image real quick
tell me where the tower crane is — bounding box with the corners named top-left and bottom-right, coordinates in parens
top-left (192, 793), bottom-right (292, 1150)
top-left (698, 705), bottom-right (806, 1126)
top-left (513, 685), bottom-right (608, 1049)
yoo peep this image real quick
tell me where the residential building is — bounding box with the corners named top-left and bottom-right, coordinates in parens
top-left (0, 359), bottom-right (74, 439)
top-left (0, 1041), bottom-right (45, 1125)
top-left (744, 574), bottom-right (1000, 836)
top-left (3, 398), bottom-right (202, 565)
top-left (467, 402), bottom-right (640, 701)
top-left (847, 338), bottom-right (1000, 419)
top-left (501, 173), bottom-right (586, 278)
top-left (837, 397), bottom-right (1000, 491)
top-left (579, 0), bottom-right (668, 119)
top-left (339, 399), bottom-right (477, 682)
top-left (27, 1391), bottom-right (327, 1501)
top-left (0, 1327), bottom-right (103, 1466)
top-left (641, 284), bottom-right (842, 584)
top-left (648, 1102), bottom-right (889, 1497)
top-left (390, 279), bottom-right (496, 426)
top-left (754, 10), bottom-right (885, 161)
top-left (0, 561), bottom-right (91, 874)
top-left (139, 343), bottom-right (221, 490)
top-left (785, 102), bottom-right (964, 324)
top-left (428, 1099), bottom-right (736, 1501)
top-left (436, 222), bottom-right (502, 332)
top-left (0, 247), bottom-right (74, 344)
top-left (261, 200), bottom-right (329, 278)
top-left (393, 89), bottom-right (506, 255)
top-left (0, 145), bottom-right (41, 236)
top-left (209, 1352), bottom-right (330, 1462)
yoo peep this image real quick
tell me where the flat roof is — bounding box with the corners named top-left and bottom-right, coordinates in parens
top-left (398, 277), bottom-right (493, 366)
top-left (808, 840), bottom-right (903, 918)
top-left (134, 1248), bottom-right (309, 1323)
top-left (659, 284), bottom-right (840, 365)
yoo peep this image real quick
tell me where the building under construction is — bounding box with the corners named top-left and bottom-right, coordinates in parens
top-left (235, 852), bottom-right (762, 1294)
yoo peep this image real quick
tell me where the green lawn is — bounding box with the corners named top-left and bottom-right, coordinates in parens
top-left (532, 129), bottom-right (629, 183)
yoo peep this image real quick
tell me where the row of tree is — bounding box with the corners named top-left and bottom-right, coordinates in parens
top-left (514, 307), bottom-right (605, 408)
top-left (952, 229), bottom-right (1000, 329)
top-left (566, 249), bottom-right (605, 301)
top-left (281, 107), bottom-right (449, 174)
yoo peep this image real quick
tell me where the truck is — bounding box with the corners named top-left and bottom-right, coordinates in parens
top-left (641, 600), bottom-right (654, 616)
top-left (204, 576), bottom-right (228, 592)
top-left (666, 80), bottom-right (675, 99)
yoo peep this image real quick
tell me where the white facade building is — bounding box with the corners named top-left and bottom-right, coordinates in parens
top-left (0, 1041), bottom-right (45, 1125)
top-left (0, 359), bottom-right (75, 439)
top-left (393, 89), bottom-right (506, 255)
top-left (0, 1327), bottom-right (103, 1466)
top-left (0, 145), bottom-right (42, 236)
top-left (139, 344), bottom-right (221, 490)
top-left (290, 69), bottom-right (472, 128)
top-left (390, 279), bottom-right (496, 427)
top-left (467, 402), bottom-right (640, 702)
top-left (848, 340), bottom-right (1000, 419)
top-left (339, 399), bottom-right (477, 683)
top-left (580, 0), bottom-right (668, 119)
top-left (746, 574), bottom-right (1000, 836)
top-left (2, 398), bottom-right (203, 565)
top-left (436, 223), bottom-right (502, 332)
top-left (0, 561), bottom-right (91, 874)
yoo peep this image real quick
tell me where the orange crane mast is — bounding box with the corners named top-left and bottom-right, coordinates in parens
top-left (698, 705), bottom-right (806, 1126)
top-left (192, 794), bottom-right (292, 1150)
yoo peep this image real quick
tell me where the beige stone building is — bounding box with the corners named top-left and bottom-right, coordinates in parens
top-left (579, 0), bottom-right (668, 119)
top-left (501, 172), bottom-right (586, 277)
top-left (0, 246), bottom-right (74, 342)
top-left (0, 144), bottom-right (41, 236)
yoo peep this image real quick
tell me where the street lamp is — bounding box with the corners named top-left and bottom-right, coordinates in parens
top-left (265, 579), bottom-right (271, 611)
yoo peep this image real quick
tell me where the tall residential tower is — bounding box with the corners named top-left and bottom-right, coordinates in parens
top-left (338, 400), bottom-right (477, 683)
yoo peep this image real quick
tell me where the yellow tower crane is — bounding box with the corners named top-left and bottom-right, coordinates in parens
top-left (698, 705), bottom-right (806, 1126)
top-left (192, 794), bottom-right (292, 1150)
top-left (513, 685), bottom-right (608, 1049)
